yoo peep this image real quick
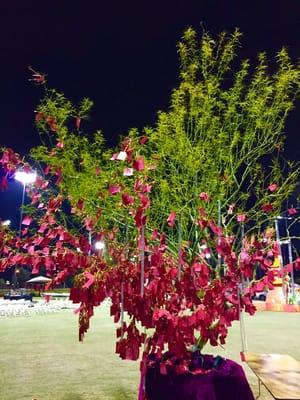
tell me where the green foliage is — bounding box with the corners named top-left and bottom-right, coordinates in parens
top-left (31, 93), bottom-right (137, 239)
top-left (144, 28), bottom-right (300, 237)
top-left (30, 27), bottom-right (300, 256)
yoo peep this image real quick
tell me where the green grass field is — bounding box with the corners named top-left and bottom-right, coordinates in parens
top-left (0, 303), bottom-right (298, 400)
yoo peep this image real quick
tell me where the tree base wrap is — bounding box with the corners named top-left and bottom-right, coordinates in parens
top-left (144, 354), bottom-right (255, 400)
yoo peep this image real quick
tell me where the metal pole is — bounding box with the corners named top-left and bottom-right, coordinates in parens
top-left (241, 222), bottom-right (249, 287)
top-left (240, 222), bottom-right (245, 290)
top-left (14, 183), bottom-right (26, 288)
top-left (177, 218), bottom-right (182, 281)
top-left (287, 239), bottom-right (295, 300)
top-left (239, 221), bottom-right (247, 353)
top-left (18, 183), bottom-right (26, 235)
top-left (88, 231), bottom-right (92, 255)
top-left (217, 200), bottom-right (222, 269)
top-left (140, 225), bottom-right (145, 297)
top-left (241, 222), bottom-right (245, 245)
top-left (274, 218), bottom-right (285, 299)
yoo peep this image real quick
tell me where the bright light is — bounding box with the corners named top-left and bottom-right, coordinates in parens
top-left (2, 219), bottom-right (11, 226)
top-left (15, 170), bottom-right (37, 185)
top-left (279, 239), bottom-right (290, 245)
top-left (95, 241), bottom-right (105, 251)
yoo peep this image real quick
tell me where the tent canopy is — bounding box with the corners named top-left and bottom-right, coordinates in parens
top-left (26, 276), bottom-right (52, 284)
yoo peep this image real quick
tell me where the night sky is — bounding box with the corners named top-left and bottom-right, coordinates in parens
top-left (0, 0), bottom-right (300, 224)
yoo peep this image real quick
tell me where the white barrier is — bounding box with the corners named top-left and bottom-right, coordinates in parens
top-left (0, 298), bottom-right (75, 318)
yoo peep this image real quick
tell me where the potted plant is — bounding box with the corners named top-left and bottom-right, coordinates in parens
top-left (1, 26), bottom-right (300, 400)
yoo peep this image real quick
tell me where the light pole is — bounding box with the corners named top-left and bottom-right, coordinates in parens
top-left (15, 268), bottom-right (20, 288)
top-left (287, 238), bottom-right (295, 300)
top-left (13, 170), bottom-right (37, 287)
top-left (275, 212), bottom-right (298, 303)
top-left (274, 217), bottom-right (285, 299)
top-left (14, 170), bottom-right (37, 234)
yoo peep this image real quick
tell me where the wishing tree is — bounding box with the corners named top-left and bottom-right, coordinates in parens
top-left (1, 27), bottom-right (300, 397)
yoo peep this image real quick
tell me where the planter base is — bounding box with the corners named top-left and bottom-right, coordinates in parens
top-left (144, 354), bottom-right (254, 400)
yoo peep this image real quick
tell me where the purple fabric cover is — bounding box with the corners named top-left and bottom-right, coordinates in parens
top-left (145, 355), bottom-right (255, 400)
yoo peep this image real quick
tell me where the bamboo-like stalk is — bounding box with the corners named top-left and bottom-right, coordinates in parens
top-left (140, 225), bottom-right (145, 297)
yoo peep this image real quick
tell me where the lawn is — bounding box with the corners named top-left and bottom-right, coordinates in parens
top-left (0, 302), bottom-right (298, 400)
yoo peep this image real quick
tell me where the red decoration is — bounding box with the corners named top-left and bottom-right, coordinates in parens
top-left (22, 216), bottom-right (32, 226)
top-left (199, 192), bottom-right (210, 202)
top-left (108, 184), bottom-right (121, 195)
top-left (261, 203), bottom-right (274, 213)
top-left (167, 212), bottom-right (176, 227)
top-left (28, 66), bottom-right (46, 85)
top-left (0, 146), bottom-right (280, 383)
top-left (76, 117), bottom-right (81, 130)
top-left (133, 157), bottom-right (145, 171)
top-left (288, 207), bottom-right (297, 215)
top-left (268, 183), bottom-right (278, 192)
top-left (35, 112), bottom-right (44, 123)
top-left (237, 214), bottom-right (246, 222)
top-left (122, 193), bottom-right (134, 206)
top-left (139, 136), bottom-right (149, 145)
top-left (46, 116), bottom-right (58, 132)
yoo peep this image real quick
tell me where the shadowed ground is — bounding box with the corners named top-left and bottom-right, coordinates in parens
top-left (0, 302), bottom-right (298, 400)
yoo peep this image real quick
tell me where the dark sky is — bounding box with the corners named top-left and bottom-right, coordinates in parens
top-left (0, 0), bottom-right (300, 224)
